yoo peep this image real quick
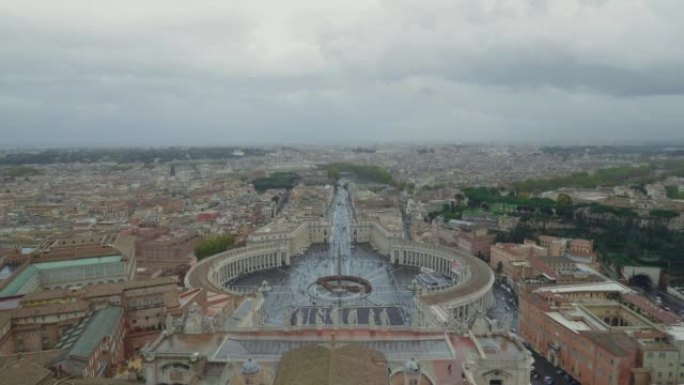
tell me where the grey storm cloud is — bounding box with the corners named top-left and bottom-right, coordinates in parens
top-left (0, 0), bottom-right (683, 147)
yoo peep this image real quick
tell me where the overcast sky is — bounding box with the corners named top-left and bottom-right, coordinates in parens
top-left (1, 0), bottom-right (683, 147)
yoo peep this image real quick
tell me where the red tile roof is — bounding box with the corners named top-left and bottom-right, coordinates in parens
top-left (527, 255), bottom-right (559, 279)
top-left (622, 293), bottom-right (681, 325)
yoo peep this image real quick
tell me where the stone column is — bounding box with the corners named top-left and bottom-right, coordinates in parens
top-left (142, 351), bottom-right (156, 385)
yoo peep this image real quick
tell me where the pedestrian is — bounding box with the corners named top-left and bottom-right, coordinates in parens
top-left (448, 363), bottom-right (452, 374)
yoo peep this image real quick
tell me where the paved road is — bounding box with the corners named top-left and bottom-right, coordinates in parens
top-left (630, 282), bottom-right (684, 316)
top-left (527, 348), bottom-right (577, 385)
top-left (489, 282), bottom-right (581, 384)
top-left (490, 283), bottom-right (519, 330)
top-left (652, 287), bottom-right (684, 314)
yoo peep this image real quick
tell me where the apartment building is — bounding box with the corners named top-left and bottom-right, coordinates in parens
top-left (520, 283), bottom-right (684, 385)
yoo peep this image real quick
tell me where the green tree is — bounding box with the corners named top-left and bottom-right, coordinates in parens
top-left (325, 163), bottom-right (393, 185)
top-left (510, 223), bottom-right (537, 243)
top-left (454, 193), bottom-right (465, 207)
top-left (555, 194), bottom-right (574, 219)
top-left (557, 193), bottom-right (572, 206)
top-left (195, 234), bottom-right (236, 260)
top-left (665, 186), bottom-right (683, 199)
top-left (252, 172), bottom-right (300, 193)
top-left (650, 209), bottom-right (679, 220)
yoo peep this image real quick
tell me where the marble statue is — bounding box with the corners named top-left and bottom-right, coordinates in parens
top-left (330, 307), bottom-right (338, 325)
top-left (381, 308), bottom-right (390, 326)
top-left (368, 308), bottom-right (376, 326)
top-left (183, 303), bottom-right (206, 334)
top-left (349, 308), bottom-right (358, 325)
top-left (165, 314), bottom-right (176, 333)
top-left (295, 309), bottom-right (304, 326)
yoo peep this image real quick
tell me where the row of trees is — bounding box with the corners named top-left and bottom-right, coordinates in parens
top-left (459, 182), bottom-right (684, 270)
top-left (502, 201), bottom-right (684, 270)
top-left (252, 172), bottom-right (300, 193)
top-left (512, 165), bottom-right (656, 193)
top-left (0, 147), bottom-right (268, 165)
top-left (463, 187), bottom-right (557, 209)
top-left (0, 166), bottom-right (42, 178)
top-left (427, 202), bottom-right (463, 222)
top-left (496, 213), bottom-right (684, 270)
top-left (666, 186), bottom-right (684, 199)
top-left (326, 163), bottom-right (393, 185)
top-left (512, 160), bottom-right (684, 194)
top-left (433, 186), bottom-right (680, 228)
top-left (426, 188), bottom-right (570, 224)
top-left (194, 233), bottom-right (236, 260)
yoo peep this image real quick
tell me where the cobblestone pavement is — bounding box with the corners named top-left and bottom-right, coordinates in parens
top-left (228, 185), bottom-right (422, 325)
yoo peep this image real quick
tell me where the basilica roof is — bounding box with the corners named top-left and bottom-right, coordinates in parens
top-left (273, 343), bottom-right (388, 385)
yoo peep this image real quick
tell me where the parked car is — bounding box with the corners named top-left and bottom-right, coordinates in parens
top-left (544, 376), bottom-right (554, 385)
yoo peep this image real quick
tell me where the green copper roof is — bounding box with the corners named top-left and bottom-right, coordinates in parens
top-left (65, 306), bottom-right (123, 358)
top-left (0, 265), bottom-right (38, 297)
top-left (34, 255), bottom-right (122, 270)
top-left (0, 255), bottom-right (124, 298)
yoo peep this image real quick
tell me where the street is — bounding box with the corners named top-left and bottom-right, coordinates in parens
top-left (489, 282), bottom-right (519, 331)
top-left (527, 349), bottom-right (576, 385)
top-left (630, 280), bottom-right (684, 316)
top-left (489, 282), bottom-right (581, 384)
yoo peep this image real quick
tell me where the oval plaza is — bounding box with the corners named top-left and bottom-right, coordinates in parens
top-left (186, 185), bottom-right (495, 330)
top-left (154, 185), bottom-right (533, 385)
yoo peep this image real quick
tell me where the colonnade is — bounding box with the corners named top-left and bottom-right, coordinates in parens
top-left (394, 248), bottom-right (454, 276)
top-left (192, 220), bottom-right (494, 326)
top-left (216, 251), bottom-right (284, 283)
top-left (451, 294), bottom-right (491, 322)
top-left (390, 241), bottom-right (494, 325)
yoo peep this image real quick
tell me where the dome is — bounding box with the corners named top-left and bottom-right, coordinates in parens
top-left (404, 358), bottom-right (420, 373)
top-left (241, 358), bottom-right (261, 375)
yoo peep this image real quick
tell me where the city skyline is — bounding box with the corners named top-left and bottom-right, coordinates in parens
top-left (1, 0), bottom-right (684, 146)
top-left (2, 137), bottom-right (684, 384)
